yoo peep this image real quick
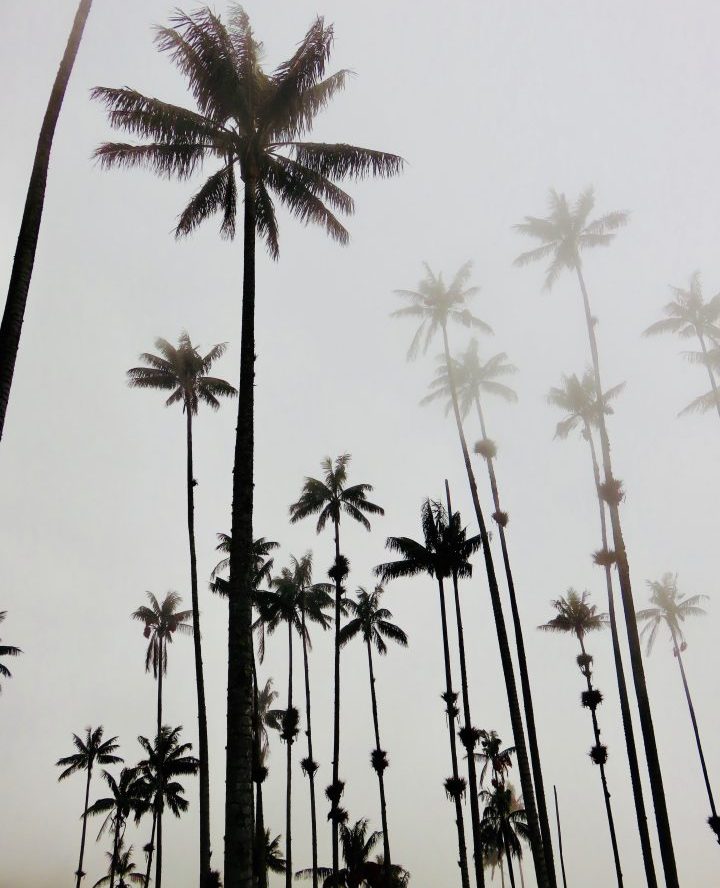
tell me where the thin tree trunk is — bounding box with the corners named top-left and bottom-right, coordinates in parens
top-left (437, 577), bottom-right (471, 888)
top-left (75, 765), bottom-right (92, 888)
top-left (156, 803), bottom-right (163, 888)
top-left (145, 808), bottom-right (157, 888)
top-left (301, 603), bottom-right (319, 888)
top-left (365, 637), bottom-right (392, 870)
top-left (500, 860), bottom-right (505, 888)
top-left (519, 859), bottom-right (525, 888)
top-left (553, 787), bottom-right (567, 888)
top-left (503, 836), bottom-right (516, 888)
top-left (157, 640), bottom-right (163, 740)
top-left (110, 816), bottom-right (121, 888)
top-left (585, 425), bottom-right (657, 887)
top-left (697, 333), bottom-right (720, 422)
top-left (0, 0), bottom-right (94, 441)
top-left (252, 658), bottom-right (267, 888)
top-left (225, 181), bottom-right (257, 888)
top-left (331, 519), bottom-right (342, 886)
top-left (440, 323), bottom-right (549, 888)
top-left (574, 264), bottom-right (679, 888)
top-left (286, 622), bottom-right (294, 888)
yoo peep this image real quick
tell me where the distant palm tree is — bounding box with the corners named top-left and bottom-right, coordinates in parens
top-left (540, 590), bottom-right (622, 885)
top-left (0, 611), bottom-right (21, 691)
top-left (254, 677), bottom-right (283, 888)
top-left (643, 272), bottom-right (720, 420)
top-left (290, 453), bottom-right (384, 879)
top-left (339, 585), bottom-right (408, 869)
top-left (479, 783), bottom-right (529, 888)
top-left (92, 841), bottom-right (146, 887)
top-left (264, 829), bottom-right (287, 875)
top-left (57, 727), bottom-right (123, 888)
top-left (128, 332), bottom-right (235, 887)
top-left (137, 726), bottom-right (199, 888)
top-left (514, 187), bottom-right (678, 888)
top-left (475, 731), bottom-right (516, 789)
top-left (637, 574), bottom-right (718, 841)
top-left (0, 0), bottom-right (94, 440)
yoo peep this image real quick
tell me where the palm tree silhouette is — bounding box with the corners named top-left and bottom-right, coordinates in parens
top-left (475, 731), bottom-right (516, 789)
top-left (57, 727), bottom-right (123, 888)
top-left (638, 574), bottom-right (719, 841)
top-left (92, 841), bottom-right (146, 887)
top-left (0, 611), bottom-right (21, 691)
top-left (393, 263), bottom-right (552, 888)
top-left (479, 783), bottom-right (529, 888)
top-left (339, 585), bottom-right (408, 870)
top-left (253, 677), bottom-right (283, 888)
top-left (92, 12), bottom-right (403, 881)
top-left (643, 272), bottom-right (720, 421)
top-left (128, 332), bottom-right (235, 886)
top-left (290, 453), bottom-right (384, 880)
top-left (137, 725), bottom-right (199, 888)
top-left (514, 187), bottom-right (678, 888)
top-left (263, 829), bottom-right (287, 875)
top-left (539, 590), bottom-right (623, 885)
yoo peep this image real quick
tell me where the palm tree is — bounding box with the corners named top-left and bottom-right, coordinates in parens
top-left (92, 842), bottom-right (146, 887)
top-left (479, 784), bottom-right (529, 888)
top-left (475, 731), bottom-right (516, 789)
top-left (263, 829), bottom-right (287, 875)
top-left (137, 726), bottom-right (200, 888)
top-left (290, 453), bottom-right (384, 880)
top-left (253, 677), bottom-right (283, 888)
top-left (548, 370), bottom-right (657, 886)
top-left (132, 592), bottom-right (193, 738)
top-left (92, 11), bottom-right (403, 883)
top-left (339, 585), bottom-right (408, 870)
top-left (393, 263), bottom-right (552, 888)
top-left (515, 187), bottom-right (679, 888)
top-left (539, 590), bottom-right (622, 886)
top-left (643, 272), bottom-right (720, 420)
top-left (128, 332), bottom-right (235, 887)
top-left (0, 611), bottom-right (21, 691)
top-left (57, 727), bottom-right (123, 888)
top-left (0, 0), bottom-right (94, 440)
top-left (376, 498), bottom-right (478, 888)
top-left (637, 574), bottom-right (718, 840)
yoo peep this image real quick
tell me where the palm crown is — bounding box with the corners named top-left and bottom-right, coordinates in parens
top-left (57, 727), bottom-right (123, 780)
top-left (644, 273), bottom-right (720, 344)
top-left (547, 370), bottom-right (625, 440)
top-left (86, 767), bottom-right (150, 839)
top-left (539, 589), bottom-right (608, 641)
top-left (479, 782), bottom-right (529, 863)
top-left (92, 841), bottom-right (146, 888)
top-left (132, 592), bottom-right (193, 678)
top-left (637, 573), bottom-right (708, 654)
top-left (474, 730), bottom-right (516, 788)
top-left (137, 726), bottom-right (199, 818)
top-left (210, 533), bottom-right (279, 585)
top-left (0, 611), bottom-right (21, 688)
top-left (338, 585), bottom-right (408, 655)
top-left (298, 818), bottom-right (383, 886)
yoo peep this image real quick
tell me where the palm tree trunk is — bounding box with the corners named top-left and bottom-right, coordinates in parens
top-left (185, 407), bottom-right (212, 888)
top-left (440, 323), bottom-right (549, 888)
top-left (585, 425), bottom-right (657, 887)
top-left (331, 518), bottom-right (342, 886)
top-left (76, 765), bottom-right (92, 888)
top-left (252, 658), bottom-right (267, 888)
top-left (500, 859), bottom-right (505, 888)
top-left (473, 397), bottom-right (556, 888)
top-left (156, 802), bottom-right (163, 888)
top-left (503, 836), bottom-right (516, 888)
top-left (365, 637), bottom-right (392, 870)
top-left (225, 181), bottom-right (257, 888)
top-left (110, 816), bottom-right (121, 888)
top-left (144, 809), bottom-right (157, 888)
top-left (697, 333), bottom-right (720, 422)
top-left (0, 0), bottom-right (94, 442)
top-left (157, 641), bottom-right (163, 740)
top-left (574, 264), bottom-right (679, 888)
top-left (286, 622), bottom-right (294, 888)
top-left (437, 577), bottom-right (471, 888)
top-left (553, 787), bottom-right (568, 888)
top-left (301, 605), bottom-right (319, 888)
top-left (519, 859), bottom-right (525, 888)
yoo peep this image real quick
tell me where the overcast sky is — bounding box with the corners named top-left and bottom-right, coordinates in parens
top-left (2, 1), bottom-right (720, 886)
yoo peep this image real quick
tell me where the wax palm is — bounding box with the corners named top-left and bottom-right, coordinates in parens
top-left (253, 675), bottom-right (282, 888)
top-left (547, 372), bottom-right (624, 441)
top-left (264, 830), bottom-right (286, 875)
top-left (475, 731), bottom-right (516, 789)
top-left (92, 842), bottom-right (146, 888)
top-left (479, 784), bottom-right (530, 888)
top-left (211, 533), bottom-right (279, 582)
top-left (297, 818), bottom-right (394, 888)
top-left (57, 727), bottom-right (123, 888)
top-left (0, 611), bottom-right (21, 691)
top-left (339, 585), bottom-right (408, 869)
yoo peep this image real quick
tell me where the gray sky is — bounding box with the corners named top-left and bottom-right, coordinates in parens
top-left (2, 1), bottom-right (719, 886)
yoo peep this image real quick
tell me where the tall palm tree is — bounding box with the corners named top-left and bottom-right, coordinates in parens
top-left (479, 783), bottom-right (530, 888)
top-left (0, 0), bottom-right (94, 440)
top-left (393, 264), bottom-right (552, 888)
top-left (548, 370), bottom-right (657, 886)
top-left (128, 333), bottom-right (236, 888)
top-left (0, 611), bottom-right (21, 691)
top-left (637, 574), bottom-right (718, 840)
top-left (339, 585), bottom-right (408, 870)
top-left (539, 590), bottom-right (623, 886)
top-left (514, 187), bottom-right (679, 888)
top-left (138, 726), bottom-right (200, 888)
top-left (132, 592), bottom-right (193, 738)
top-left (475, 731), bottom-right (516, 789)
top-left (290, 453), bottom-right (384, 881)
top-left (92, 841), bottom-right (146, 888)
top-left (643, 272), bottom-right (720, 421)
top-left (57, 727), bottom-right (123, 888)
top-left (376, 498), bottom-right (478, 888)
top-left (92, 11), bottom-right (403, 883)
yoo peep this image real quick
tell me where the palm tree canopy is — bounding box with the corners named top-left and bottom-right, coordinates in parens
top-left (131, 591), bottom-right (193, 677)
top-left (479, 782), bottom-right (530, 862)
top-left (297, 818), bottom-right (382, 886)
top-left (547, 370), bottom-right (625, 440)
top-left (92, 7), bottom-right (404, 259)
top-left (264, 828), bottom-right (286, 874)
top-left (92, 841), bottom-right (146, 887)
top-left (514, 187), bottom-right (628, 289)
top-left (289, 453), bottom-right (384, 533)
top-left (210, 532), bottom-right (279, 582)
top-left (127, 332), bottom-right (236, 414)
top-left (637, 573), bottom-right (708, 654)
top-left (0, 611), bottom-right (21, 685)
top-left (137, 725), bottom-right (199, 818)
top-left (392, 261), bottom-right (493, 360)
top-left (474, 730), bottom-right (517, 787)
top-left (56, 726), bottom-right (123, 780)
top-left (338, 585), bottom-right (408, 655)
top-left (86, 767), bottom-right (150, 838)
top-left (643, 272), bottom-right (720, 343)
top-left (256, 677), bottom-right (283, 760)
top-left (538, 589), bottom-right (608, 641)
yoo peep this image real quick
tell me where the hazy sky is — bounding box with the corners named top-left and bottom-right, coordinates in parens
top-left (2, 1), bottom-right (720, 886)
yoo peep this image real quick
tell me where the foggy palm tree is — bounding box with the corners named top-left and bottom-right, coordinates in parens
top-left (92, 842), bottom-right (146, 887)
top-left (539, 590), bottom-right (623, 886)
top-left (515, 187), bottom-right (678, 888)
top-left (339, 585), bottom-right (408, 869)
top-left (57, 727), bottom-right (123, 888)
top-left (0, 611), bottom-right (21, 691)
top-left (393, 263), bottom-right (552, 888)
top-left (643, 272), bottom-right (720, 420)
top-left (290, 453), bottom-right (384, 880)
top-left (92, 10), bottom-right (403, 882)
top-left (0, 0), bottom-right (94, 441)
top-left (637, 574), bottom-right (719, 841)
top-left (479, 783), bottom-right (529, 888)
top-left (475, 731), bottom-right (516, 789)
top-left (128, 332), bottom-right (236, 887)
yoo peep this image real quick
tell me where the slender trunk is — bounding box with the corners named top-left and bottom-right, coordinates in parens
top-left (252, 658), bottom-right (267, 888)
top-left (157, 641), bottom-right (163, 740)
top-left (437, 577), bottom-right (471, 888)
top-left (473, 398), bottom-right (556, 888)
top-left (0, 0), bottom-right (94, 441)
top-left (503, 835), bottom-right (516, 888)
top-left (500, 860), bottom-right (505, 888)
top-left (585, 426), bottom-right (657, 886)
top-left (440, 323), bottom-right (549, 888)
top-left (144, 809), bottom-right (157, 888)
top-left (697, 333), bottom-right (720, 422)
top-left (75, 765), bottom-right (92, 888)
top-left (301, 602), bottom-right (319, 888)
top-left (110, 816), bottom-right (121, 888)
top-left (519, 859), bottom-right (525, 888)
top-left (286, 622), bottom-right (294, 888)
top-left (365, 638), bottom-right (392, 870)
top-left (553, 787), bottom-right (567, 888)
top-left (331, 519), bottom-right (342, 886)
top-left (225, 181), bottom-right (257, 888)
top-left (156, 802), bottom-right (163, 888)
top-left (186, 407), bottom-right (212, 888)
top-left (575, 264), bottom-right (679, 888)
top-left (255, 781), bottom-right (266, 888)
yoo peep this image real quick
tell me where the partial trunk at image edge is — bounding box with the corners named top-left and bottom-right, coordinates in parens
top-left (252, 659), bottom-right (267, 888)
top-left (285, 622), bottom-right (294, 888)
top-left (300, 604), bottom-right (319, 888)
top-left (330, 519), bottom-right (342, 887)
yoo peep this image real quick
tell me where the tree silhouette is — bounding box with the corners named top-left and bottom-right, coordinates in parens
top-left (475, 731), bottom-right (516, 789)
top-left (479, 783), bottom-right (529, 888)
top-left (0, 611), bottom-right (21, 692)
top-left (92, 841), bottom-right (146, 888)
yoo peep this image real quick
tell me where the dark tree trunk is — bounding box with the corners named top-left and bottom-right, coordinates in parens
top-left (253, 659), bottom-right (267, 888)
top-left (110, 815), bottom-right (121, 888)
top-left (286, 622), bottom-right (294, 888)
top-left (76, 764), bottom-right (92, 888)
top-left (225, 182), bottom-right (257, 888)
top-left (697, 333), bottom-right (720, 422)
top-left (156, 801), bottom-right (163, 888)
top-left (144, 810), bottom-right (157, 888)
top-left (574, 264), bottom-right (679, 888)
top-left (301, 603), bottom-right (319, 888)
top-left (503, 834), bottom-right (516, 888)
top-left (330, 519), bottom-right (342, 886)
top-left (157, 639), bottom-right (163, 740)
top-left (0, 0), bottom-right (94, 441)
top-left (553, 787), bottom-right (567, 888)
top-left (365, 638), bottom-right (392, 870)
top-left (440, 323), bottom-right (549, 888)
